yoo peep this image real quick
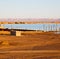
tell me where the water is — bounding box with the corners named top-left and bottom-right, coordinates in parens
top-left (2, 24), bottom-right (60, 31)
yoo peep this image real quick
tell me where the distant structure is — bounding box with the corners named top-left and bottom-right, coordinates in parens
top-left (0, 22), bottom-right (60, 32)
top-left (0, 18), bottom-right (60, 36)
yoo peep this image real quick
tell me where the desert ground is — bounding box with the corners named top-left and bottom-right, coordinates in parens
top-left (0, 31), bottom-right (60, 59)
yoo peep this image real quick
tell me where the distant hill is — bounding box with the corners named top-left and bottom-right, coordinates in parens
top-left (0, 18), bottom-right (60, 22)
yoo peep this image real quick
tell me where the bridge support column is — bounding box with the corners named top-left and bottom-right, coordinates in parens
top-left (16, 31), bottom-right (22, 36)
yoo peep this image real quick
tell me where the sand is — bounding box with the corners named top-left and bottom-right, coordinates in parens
top-left (0, 32), bottom-right (60, 59)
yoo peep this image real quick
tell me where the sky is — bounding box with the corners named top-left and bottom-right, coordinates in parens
top-left (0, 0), bottom-right (60, 18)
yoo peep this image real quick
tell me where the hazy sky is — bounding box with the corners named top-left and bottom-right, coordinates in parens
top-left (0, 0), bottom-right (60, 18)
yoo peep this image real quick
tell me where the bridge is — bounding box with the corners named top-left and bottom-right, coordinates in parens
top-left (0, 21), bottom-right (60, 32)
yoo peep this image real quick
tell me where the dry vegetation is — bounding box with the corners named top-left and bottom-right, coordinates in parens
top-left (0, 32), bottom-right (60, 59)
